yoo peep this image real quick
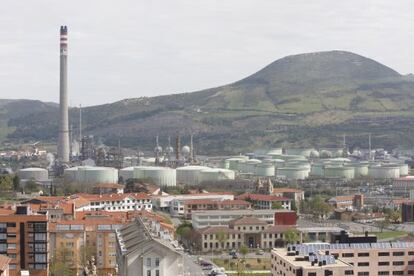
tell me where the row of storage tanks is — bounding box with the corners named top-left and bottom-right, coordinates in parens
top-left (223, 149), bottom-right (409, 180)
top-left (16, 166), bottom-right (235, 187)
top-left (119, 166), bottom-right (235, 186)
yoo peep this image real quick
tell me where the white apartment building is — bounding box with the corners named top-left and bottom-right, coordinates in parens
top-left (152, 193), bottom-right (233, 212)
top-left (191, 209), bottom-right (277, 229)
top-left (75, 193), bottom-right (153, 212)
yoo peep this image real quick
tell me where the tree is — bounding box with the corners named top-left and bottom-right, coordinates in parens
top-left (291, 200), bottom-right (298, 212)
top-left (309, 196), bottom-right (331, 219)
top-left (216, 230), bottom-right (229, 251)
top-left (50, 246), bottom-right (75, 276)
top-left (12, 175), bottom-right (20, 192)
top-left (283, 229), bottom-right (300, 244)
top-left (0, 175), bottom-right (13, 191)
top-left (376, 217), bottom-right (390, 233)
top-left (24, 179), bottom-right (39, 193)
top-left (388, 210), bottom-right (401, 224)
top-left (272, 201), bottom-right (283, 209)
top-left (239, 244), bottom-right (249, 259)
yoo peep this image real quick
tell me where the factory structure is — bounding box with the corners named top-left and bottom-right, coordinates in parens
top-left (17, 26), bottom-right (410, 190)
top-left (223, 147), bottom-right (410, 181)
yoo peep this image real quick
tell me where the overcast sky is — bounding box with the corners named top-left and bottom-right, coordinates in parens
top-left (1, 0), bottom-right (414, 106)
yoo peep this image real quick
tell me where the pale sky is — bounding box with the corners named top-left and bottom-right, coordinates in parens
top-left (1, 0), bottom-right (414, 106)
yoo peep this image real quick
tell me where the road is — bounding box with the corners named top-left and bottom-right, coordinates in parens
top-left (183, 253), bottom-right (206, 276)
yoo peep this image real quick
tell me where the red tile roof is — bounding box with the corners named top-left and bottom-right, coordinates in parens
top-left (236, 193), bottom-right (290, 202)
top-left (272, 188), bottom-right (303, 193)
top-left (197, 226), bottom-right (241, 235)
top-left (229, 216), bottom-right (267, 226)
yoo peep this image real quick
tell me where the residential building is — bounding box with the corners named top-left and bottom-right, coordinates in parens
top-left (116, 218), bottom-right (184, 276)
top-left (191, 209), bottom-right (281, 229)
top-left (169, 199), bottom-right (251, 218)
top-left (272, 188), bottom-right (305, 205)
top-left (0, 205), bottom-right (49, 276)
top-left (393, 176), bottom-right (414, 197)
top-left (328, 194), bottom-right (364, 210)
top-left (152, 192), bottom-right (234, 211)
top-left (236, 193), bottom-right (291, 210)
top-left (195, 220), bottom-right (294, 253)
top-left (402, 202), bottom-right (414, 223)
top-left (76, 193), bottom-right (152, 212)
top-left (25, 193), bottom-right (152, 213)
top-left (272, 242), bottom-right (414, 276)
top-left (92, 183), bottom-right (124, 194)
top-left (49, 219), bottom-right (123, 275)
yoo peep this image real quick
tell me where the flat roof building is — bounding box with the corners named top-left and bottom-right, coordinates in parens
top-left (191, 209), bottom-right (284, 229)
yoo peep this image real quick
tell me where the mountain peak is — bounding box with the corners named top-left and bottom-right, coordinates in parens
top-left (242, 50), bottom-right (400, 88)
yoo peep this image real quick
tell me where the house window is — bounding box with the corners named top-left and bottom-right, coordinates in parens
top-left (155, 258), bottom-right (160, 267)
top-left (147, 258), bottom-right (151, 267)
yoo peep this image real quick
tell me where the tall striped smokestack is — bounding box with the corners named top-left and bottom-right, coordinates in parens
top-left (58, 26), bottom-right (70, 163)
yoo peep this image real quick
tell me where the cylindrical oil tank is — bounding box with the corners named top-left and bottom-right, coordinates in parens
top-left (64, 166), bottom-right (118, 184)
top-left (345, 163), bottom-right (369, 177)
top-left (368, 165), bottom-right (400, 179)
top-left (320, 150), bottom-right (332, 158)
top-left (285, 148), bottom-right (314, 157)
top-left (119, 167), bottom-right (134, 180)
top-left (398, 164), bottom-right (409, 176)
top-left (18, 168), bottom-right (49, 181)
top-left (310, 150), bottom-right (320, 158)
top-left (176, 166), bottom-right (210, 185)
top-left (199, 168), bottom-right (235, 183)
top-left (279, 155), bottom-right (307, 162)
top-left (267, 148), bottom-right (283, 156)
top-left (255, 163), bottom-right (275, 177)
top-left (245, 159), bottom-right (262, 174)
top-left (226, 158), bottom-right (245, 171)
top-left (310, 163), bottom-right (325, 177)
top-left (222, 160), bottom-right (230, 169)
top-left (276, 166), bottom-right (309, 180)
top-left (134, 167), bottom-right (176, 186)
top-left (324, 166), bottom-right (355, 179)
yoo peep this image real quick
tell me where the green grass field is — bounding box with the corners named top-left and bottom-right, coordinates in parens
top-left (212, 258), bottom-right (270, 271)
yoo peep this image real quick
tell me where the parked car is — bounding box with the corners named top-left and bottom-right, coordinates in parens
top-left (256, 249), bottom-right (265, 255)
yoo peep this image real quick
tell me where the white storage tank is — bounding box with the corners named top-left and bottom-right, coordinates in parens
top-left (267, 148), bottom-right (283, 156)
top-left (276, 166), bottom-right (309, 180)
top-left (176, 166), bottom-right (210, 185)
top-left (285, 148), bottom-right (314, 157)
top-left (310, 163), bottom-right (325, 177)
top-left (119, 167), bottom-right (134, 180)
top-left (134, 167), bottom-right (176, 186)
top-left (310, 150), bottom-right (320, 159)
top-left (199, 168), bottom-right (235, 183)
top-left (226, 158), bottom-right (245, 171)
top-left (398, 164), bottom-right (409, 176)
top-left (255, 163), bottom-right (275, 177)
top-left (320, 150), bottom-right (332, 158)
top-left (18, 168), bottom-right (49, 181)
top-left (368, 165), bottom-right (400, 179)
top-left (324, 165), bottom-right (355, 179)
top-left (64, 166), bottom-right (118, 184)
top-left (345, 163), bottom-right (369, 177)
top-left (245, 159), bottom-right (262, 174)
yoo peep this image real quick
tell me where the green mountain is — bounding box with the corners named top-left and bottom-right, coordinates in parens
top-left (3, 51), bottom-right (414, 154)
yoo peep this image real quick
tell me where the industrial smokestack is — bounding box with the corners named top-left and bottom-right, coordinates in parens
top-left (58, 26), bottom-right (70, 163)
